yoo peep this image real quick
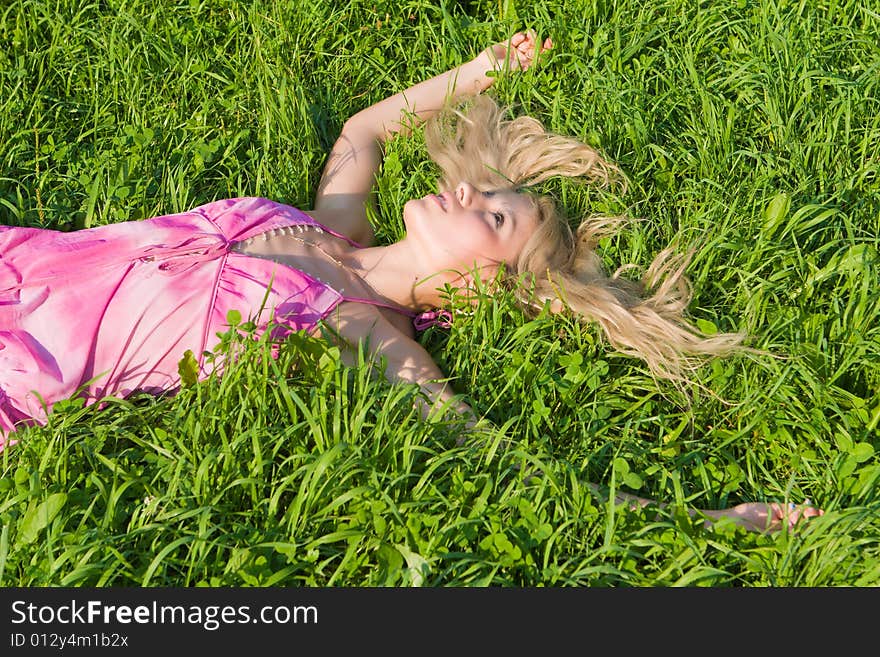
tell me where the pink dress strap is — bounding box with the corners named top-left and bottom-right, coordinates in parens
top-left (339, 294), bottom-right (453, 330)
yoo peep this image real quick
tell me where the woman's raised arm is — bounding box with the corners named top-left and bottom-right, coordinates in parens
top-left (310, 32), bottom-right (552, 246)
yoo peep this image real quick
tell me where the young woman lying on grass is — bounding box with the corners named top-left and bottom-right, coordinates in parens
top-left (0, 32), bottom-right (822, 533)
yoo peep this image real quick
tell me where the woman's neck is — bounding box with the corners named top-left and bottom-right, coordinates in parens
top-left (340, 240), bottom-right (456, 311)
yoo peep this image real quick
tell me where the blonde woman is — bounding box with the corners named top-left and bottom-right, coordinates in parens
top-left (0, 32), bottom-right (821, 532)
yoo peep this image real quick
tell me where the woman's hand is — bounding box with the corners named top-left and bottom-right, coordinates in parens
top-left (703, 500), bottom-right (825, 533)
top-left (312, 30), bottom-right (551, 244)
top-left (477, 31), bottom-right (553, 74)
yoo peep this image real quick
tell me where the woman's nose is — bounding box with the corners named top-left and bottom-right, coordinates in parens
top-left (456, 182), bottom-right (475, 205)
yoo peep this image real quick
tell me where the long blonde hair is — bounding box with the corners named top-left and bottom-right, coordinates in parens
top-left (423, 94), bottom-right (745, 384)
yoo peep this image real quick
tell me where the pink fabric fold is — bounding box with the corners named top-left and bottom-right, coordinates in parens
top-left (0, 197), bottom-right (344, 450)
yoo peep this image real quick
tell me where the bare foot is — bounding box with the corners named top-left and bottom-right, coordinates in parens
top-left (703, 501), bottom-right (825, 533)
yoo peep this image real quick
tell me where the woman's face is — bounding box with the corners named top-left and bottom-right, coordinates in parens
top-left (402, 182), bottom-right (539, 279)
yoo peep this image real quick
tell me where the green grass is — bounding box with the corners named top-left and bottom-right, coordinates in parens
top-left (1, 0), bottom-right (878, 586)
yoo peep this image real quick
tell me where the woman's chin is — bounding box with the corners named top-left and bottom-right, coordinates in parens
top-left (401, 199), bottom-right (423, 229)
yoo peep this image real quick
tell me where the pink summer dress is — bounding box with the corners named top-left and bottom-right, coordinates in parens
top-left (0, 196), bottom-right (441, 450)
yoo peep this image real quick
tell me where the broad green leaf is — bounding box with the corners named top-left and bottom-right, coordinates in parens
top-left (501, 0), bottom-right (519, 21)
top-left (18, 493), bottom-right (67, 545)
top-left (177, 349), bottom-right (200, 387)
top-left (613, 458), bottom-right (630, 476)
top-left (395, 544), bottom-right (429, 587)
top-left (835, 432), bottom-right (854, 453)
top-left (763, 191), bottom-right (790, 236)
top-left (696, 318), bottom-right (718, 335)
top-left (851, 442), bottom-right (874, 463)
top-left (623, 472), bottom-right (644, 490)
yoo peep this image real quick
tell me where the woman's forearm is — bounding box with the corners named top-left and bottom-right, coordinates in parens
top-left (345, 53), bottom-right (496, 142)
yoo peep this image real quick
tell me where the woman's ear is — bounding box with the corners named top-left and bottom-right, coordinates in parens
top-left (447, 264), bottom-right (500, 306)
top-left (457, 263), bottom-right (500, 289)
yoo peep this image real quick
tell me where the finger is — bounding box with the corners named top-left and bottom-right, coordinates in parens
top-left (510, 32), bottom-right (527, 46)
top-left (786, 502), bottom-right (823, 528)
top-left (543, 37), bottom-right (553, 51)
top-left (509, 37), bottom-right (526, 58)
top-left (517, 31), bottom-right (534, 52)
top-left (529, 38), bottom-right (550, 62)
top-left (800, 499), bottom-right (823, 518)
top-left (769, 503), bottom-right (784, 524)
top-left (771, 502), bottom-right (797, 530)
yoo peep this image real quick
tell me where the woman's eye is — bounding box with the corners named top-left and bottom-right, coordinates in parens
top-left (483, 190), bottom-right (496, 198)
top-left (493, 211), bottom-right (505, 228)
